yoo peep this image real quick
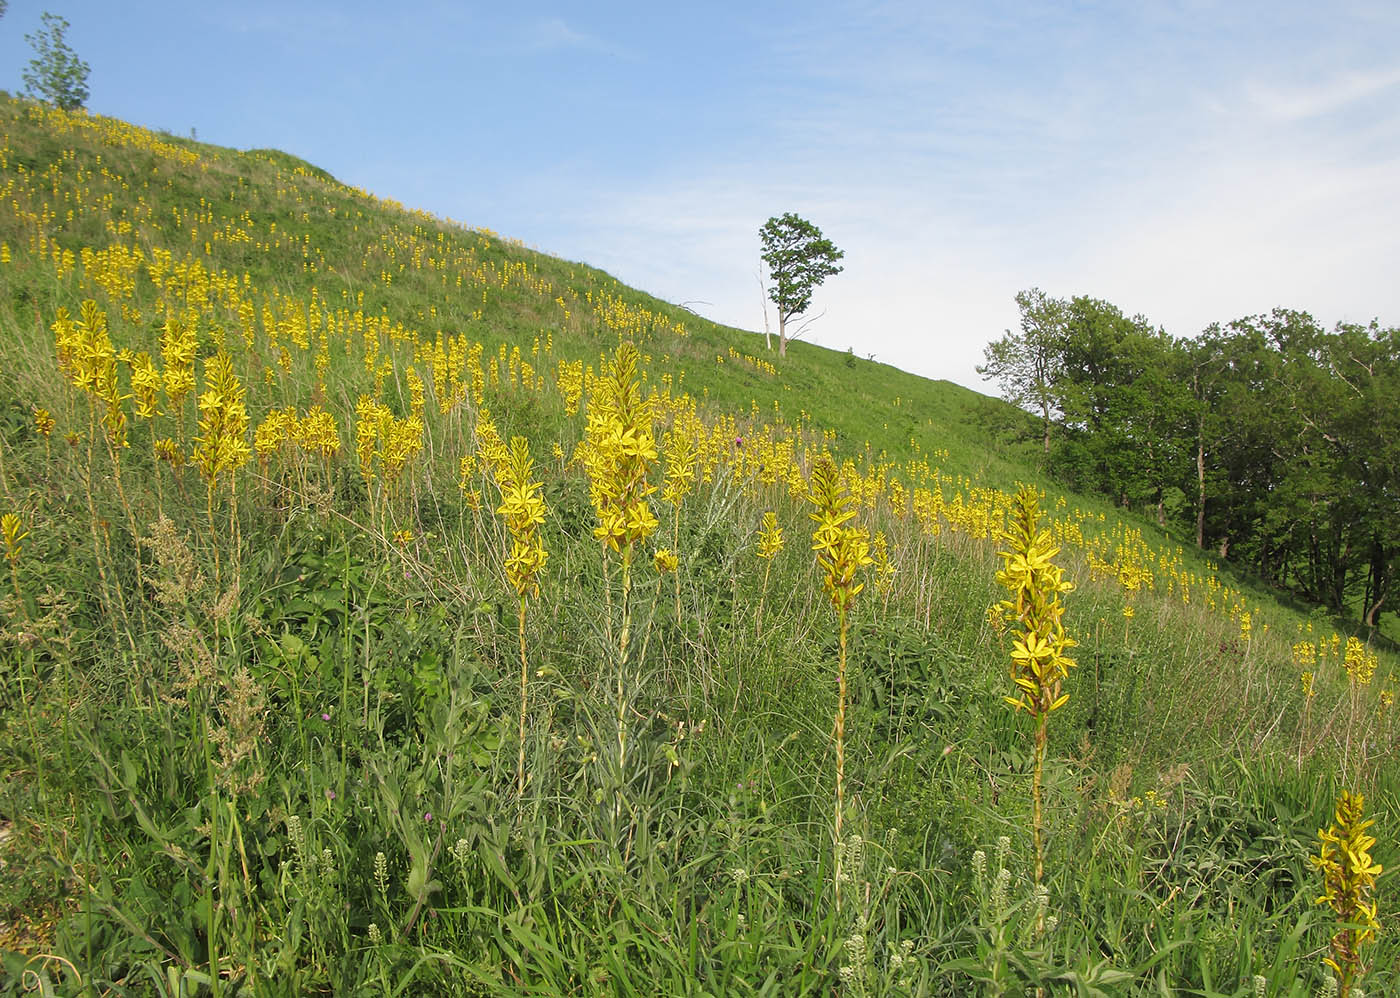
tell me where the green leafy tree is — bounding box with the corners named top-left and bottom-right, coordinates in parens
top-left (977, 288), bottom-right (1068, 453)
top-left (23, 12), bottom-right (90, 112)
top-left (758, 212), bottom-right (844, 357)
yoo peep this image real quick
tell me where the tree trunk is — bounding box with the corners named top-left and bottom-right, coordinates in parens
top-left (1041, 401), bottom-right (1051, 454)
top-left (1364, 538), bottom-right (1388, 628)
top-left (777, 313), bottom-right (788, 358)
top-left (1195, 431), bottom-right (1206, 549)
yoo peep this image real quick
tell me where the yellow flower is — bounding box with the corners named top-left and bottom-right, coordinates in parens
top-left (191, 351), bottom-right (251, 484)
top-left (492, 437), bottom-right (549, 598)
top-left (297, 406), bottom-right (340, 459)
top-left (458, 453), bottom-right (478, 493)
top-left (32, 407), bottom-right (55, 438)
top-left (756, 511), bottom-right (784, 560)
top-left (160, 312), bottom-right (198, 415)
top-left (994, 486), bottom-right (1076, 716)
top-left (1312, 790), bottom-right (1383, 988)
top-left (130, 352), bottom-right (162, 420)
top-left (154, 437), bottom-right (185, 469)
top-left (2, 513), bottom-right (28, 566)
top-left (653, 548), bottom-right (678, 574)
top-left (871, 530), bottom-right (896, 594)
top-left (807, 457), bottom-right (874, 614)
top-left (1344, 636), bottom-right (1377, 686)
top-left (579, 342), bottom-right (658, 557)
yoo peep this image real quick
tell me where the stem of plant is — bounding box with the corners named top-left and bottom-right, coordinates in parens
top-left (756, 560), bottom-right (771, 637)
top-left (1032, 711), bottom-right (1046, 932)
top-left (835, 604), bottom-right (848, 910)
top-left (517, 593), bottom-right (528, 802)
top-left (618, 549), bottom-right (633, 777)
top-left (672, 506), bottom-right (681, 619)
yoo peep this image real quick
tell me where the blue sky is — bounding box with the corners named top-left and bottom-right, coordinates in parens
top-left (3, 1), bottom-right (1398, 391)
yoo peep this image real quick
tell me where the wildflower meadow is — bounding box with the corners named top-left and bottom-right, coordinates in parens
top-left (0, 98), bottom-right (1394, 996)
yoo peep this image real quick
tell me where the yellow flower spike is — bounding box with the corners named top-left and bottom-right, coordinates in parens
top-left (994, 485), bottom-right (1077, 910)
top-left (458, 453), bottom-right (478, 494)
top-left (806, 455), bottom-right (875, 906)
top-left (653, 548), bottom-right (678, 574)
top-left (2, 513), bottom-right (28, 566)
top-left (491, 436), bottom-right (548, 599)
top-left (756, 512), bottom-right (784, 560)
top-left (487, 435), bottom-right (550, 804)
top-left (1343, 637), bottom-right (1378, 687)
top-left (130, 352), bottom-right (161, 420)
top-left (1312, 790), bottom-right (1383, 991)
top-left (577, 343), bottom-right (658, 784)
top-left (298, 406), bottom-right (341, 461)
top-left (191, 351), bottom-right (251, 485)
top-left (32, 407), bottom-right (55, 438)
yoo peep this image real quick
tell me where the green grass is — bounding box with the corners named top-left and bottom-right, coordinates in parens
top-left (0, 96), bottom-right (1395, 995)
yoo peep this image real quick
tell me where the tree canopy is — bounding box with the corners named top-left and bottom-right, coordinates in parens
top-left (758, 213), bottom-right (844, 357)
top-left (982, 289), bottom-right (1400, 630)
top-left (23, 12), bottom-right (90, 112)
top-left (977, 288), bottom-right (1068, 453)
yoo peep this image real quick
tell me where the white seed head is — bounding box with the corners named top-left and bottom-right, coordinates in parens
top-left (995, 835), bottom-right (1011, 870)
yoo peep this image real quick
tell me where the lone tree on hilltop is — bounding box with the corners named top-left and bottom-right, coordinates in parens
top-left (23, 12), bottom-right (90, 112)
top-left (759, 212), bottom-right (844, 357)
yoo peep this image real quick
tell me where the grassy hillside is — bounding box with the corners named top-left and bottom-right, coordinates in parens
top-left (0, 98), bottom-right (1395, 996)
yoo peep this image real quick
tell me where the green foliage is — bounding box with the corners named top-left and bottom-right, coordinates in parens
top-left (977, 287), bottom-right (1068, 454)
top-left (0, 98), bottom-right (1397, 997)
top-left (22, 12), bottom-right (90, 112)
top-left (987, 285), bottom-right (1400, 634)
top-left (758, 212), bottom-right (844, 356)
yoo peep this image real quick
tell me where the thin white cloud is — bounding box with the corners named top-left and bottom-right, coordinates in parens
top-left (1247, 66), bottom-right (1400, 121)
top-left (463, 2), bottom-right (1400, 390)
top-left (527, 16), bottom-right (612, 54)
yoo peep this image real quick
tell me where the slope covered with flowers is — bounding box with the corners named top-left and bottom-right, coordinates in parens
top-left (0, 99), bottom-right (1394, 994)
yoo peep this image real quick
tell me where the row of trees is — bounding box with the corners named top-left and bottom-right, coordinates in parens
top-left (980, 290), bottom-right (1400, 628)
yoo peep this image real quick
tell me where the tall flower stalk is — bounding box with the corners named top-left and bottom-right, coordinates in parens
top-left (992, 485), bottom-right (1076, 914)
top-left (491, 436), bottom-right (548, 801)
top-left (55, 302), bottom-right (132, 646)
top-left (660, 428), bottom-right (697, 618)
top-left (580, 343), bottom-right (658, 777)
top-left (191, 351), bottom-right (252, 593)
top-left (2, 512), bottom-right (27, 603)
top-left (755, 511), bottom-right (784, 634)
top-left (808, 457), bottom-right (873, 906)
top-left (1312, 790), bottom-right (1383, 994)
